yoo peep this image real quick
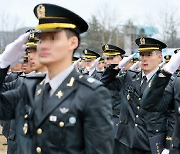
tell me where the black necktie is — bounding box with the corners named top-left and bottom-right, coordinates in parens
top-left (42, 83), bottom-right (51, 111)
top-left (140, 76), bottom-right (147, 95)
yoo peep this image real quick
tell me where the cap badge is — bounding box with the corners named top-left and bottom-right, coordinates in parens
top-left (84, 49), bottom-right (88, 54)
top-left (105, 44), bottom-right (109, 50)
top-left (140, 38), bottom-right (145, 45)
top-left (37, 4), bottom-right (46, 19)
top-left (29, 32), bottom-right (35, 40)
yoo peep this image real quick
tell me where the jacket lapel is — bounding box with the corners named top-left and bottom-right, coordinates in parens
top-left (34, 79), bottom-right (45, 125)
top-left (132, 71), bottom-right (142, 96)
top-left (35, 69), bottom-right (79, 128)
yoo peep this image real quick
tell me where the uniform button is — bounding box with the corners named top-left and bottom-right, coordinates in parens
top-left (59, 121), bottom-right (65, 127)
top-left (136, 115), bottom-right (139, 118)
top-left (37, 128), bottom-right (43, 134)
top-left (24, 114), bottom-right (28, 119)
top-left (36, 147), bottom-right (41, 153)
top-left (178, 107), bottom-right (180, 114)
top-left (137, 106), bottom-right (140, 109)
top-left (138, 98), bottom-right (141, 101)
top-left (156, 129), bottom-right (159, 132)
top-left (172, 144), bottom-right (174, 148)
top-left (116, 124), bottom-right (119, 126)
top-left (135, 124), bottom-right (138, 127)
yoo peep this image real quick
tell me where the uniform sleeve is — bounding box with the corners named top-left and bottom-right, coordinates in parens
top-left (100, 65), bottom-right (125, 91)
top-left (0, 68), bottom-right (20, 120)
top-left (83, 86), bottom-right (114, 154)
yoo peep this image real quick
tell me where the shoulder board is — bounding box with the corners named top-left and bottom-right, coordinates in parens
top-left (77, 74), bottom-right (102, 90)
top-left (177, 72), bottom-right (180, 77)
top-left (127, 70), bottom-right (140, 78)
top-left (23, 73), bottom-right (46, 78)
top-left (128, 69), bottom-right (141, 73)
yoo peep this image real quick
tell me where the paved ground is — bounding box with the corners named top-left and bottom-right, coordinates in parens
top-left (0, 126), bottom-right (7, 154)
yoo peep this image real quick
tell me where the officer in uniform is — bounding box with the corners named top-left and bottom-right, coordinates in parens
top-left (101, 37), bottom-right (172, 154)
top-left (141, 51), bottom-right (180, 154)
top-left (0, 3), bottom-right (114, 154)
top-left (1, 29), bottom-right (47, 154)
top-left (82, 49), bottom-right (101, 80)
top-left (102, 44), bottom-right (125, 66)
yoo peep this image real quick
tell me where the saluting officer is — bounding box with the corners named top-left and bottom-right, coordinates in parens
top-left (141, 50), bottom-right (180, 154)
top-left (101, 37), bottom-right (172, 154)
top-left (82, 49), bottom-right (101, 80)
top-left (0, 3), bottom-right (114, 154)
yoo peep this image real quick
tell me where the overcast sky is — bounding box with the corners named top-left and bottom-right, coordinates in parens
top-left (0, 0), bottom-right (180, 31)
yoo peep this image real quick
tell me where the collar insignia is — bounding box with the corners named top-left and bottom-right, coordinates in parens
top-left (56, 91), bottom-right (64, 99)
top-left (67, 77), bottom-right (75, 87)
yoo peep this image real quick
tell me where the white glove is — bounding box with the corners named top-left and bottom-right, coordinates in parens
top-left (118, 53), bottom-right (136, 69)
top-left (0, 32), bottom-right (30, 68)
top-left (129, 61), bottom-right (140, 70)
top-left (159, 62), bottom-right (165, 68)
top-left (89, 57), bottom-right (101, 70)
top-left (73, 58), bottom-right (81, 67)
top-left (161, 149), bottom-right (170, 154)
top-left (163, 51), bottom-right (180, 74)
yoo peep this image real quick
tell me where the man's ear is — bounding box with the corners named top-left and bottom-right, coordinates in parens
top-left (69, 36), bottom-right (78, 51)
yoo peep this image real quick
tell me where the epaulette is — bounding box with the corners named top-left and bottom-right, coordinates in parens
top-left (22, 72), bottom-right (46, 78)
top-left (76, 74), bottom-right (103, 90)
top-left (127, 69), bottom-right (141, 78)
top-left (177, 71), bottom-right (180, 77)
top-left (128, 69), bottom-right (141, 74)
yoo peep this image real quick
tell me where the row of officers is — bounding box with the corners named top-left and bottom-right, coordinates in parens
top-left (0, 3), bottom-right (180, 154)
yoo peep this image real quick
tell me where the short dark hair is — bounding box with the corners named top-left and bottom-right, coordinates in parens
top-left (64, 29), bottom-right (81, 51)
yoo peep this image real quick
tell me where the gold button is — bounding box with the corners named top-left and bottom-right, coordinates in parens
top-left (138, 98), bottom-right (141, 101)
top-left (135, 124), bottom-right (138, 127)
top-left (178, 107), bottom-right (180, 114)
top-left (36, 147), bottom-right (41, 153)
top-left (136, 115), bottom-right (139, 118)
top-left (59, 121), bottom-right (64, 127)
top-left (24, 114), bottom-right (28, 119)
top-left (37, 128), bottom-right (43, 134)
top-left (137, 106), bottom-right (140, 109)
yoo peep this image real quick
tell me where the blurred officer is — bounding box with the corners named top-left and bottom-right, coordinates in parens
top-left (82, 49), bottom-right (101, 79)
top-left (1, 29), bottom-right (47, 154)
top-left (101, 44), bottom-right (126, 132)
top-left (101, 37), bottom-right (172, 154)
top-left (0, 3), bottom-right (114, 154)
top-left (102, 44), bottom-right (125, 66)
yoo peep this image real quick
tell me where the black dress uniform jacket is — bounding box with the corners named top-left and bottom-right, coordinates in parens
top-left (142, 72), bottom-right (180, 154)
top-left (1, 72), bottom-right (24, 154)
top-left (0, 67), bottom-right (114, 154)
top-left (100, 66), bottom-right (170, 152)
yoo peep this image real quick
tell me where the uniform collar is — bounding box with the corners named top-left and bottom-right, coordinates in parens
top-left (142, 67), bottom-right (159, 82)
top-left (44, 65), bottom-right (74, 95)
